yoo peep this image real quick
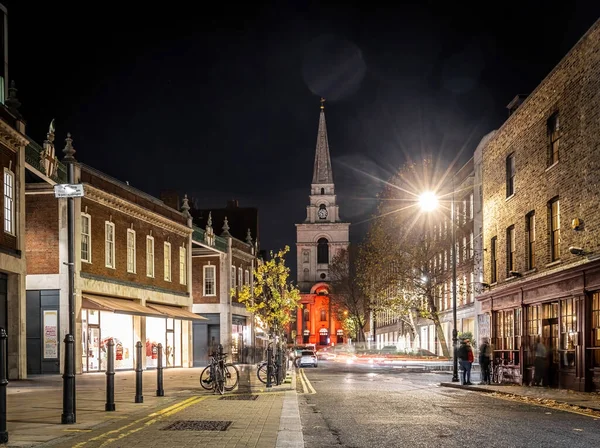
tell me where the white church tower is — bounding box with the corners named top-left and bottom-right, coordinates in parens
top-left (296, 99), bottom-right (350, 294)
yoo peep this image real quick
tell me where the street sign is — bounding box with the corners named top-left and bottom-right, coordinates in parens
top-left (54, 184), bottom-right (85, 198)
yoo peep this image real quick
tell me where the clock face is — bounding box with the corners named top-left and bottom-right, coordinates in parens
top-left (318, 207), bottom-right (328, 219)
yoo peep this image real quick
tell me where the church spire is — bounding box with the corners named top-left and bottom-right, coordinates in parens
top-left (312, 98), bottom-right (334, 184)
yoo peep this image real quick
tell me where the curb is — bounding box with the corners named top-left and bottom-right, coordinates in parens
top-left (439, 382), bottom-right (600, 413)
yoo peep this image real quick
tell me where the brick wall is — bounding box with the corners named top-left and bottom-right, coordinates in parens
top-left (80, 198), bottom-right (188, 294)
top-left (0, 143), bottom-right (18, 252)
top-left (192, 255), bottom-right (221, 304)
top-left (482, 21), bottom-right (600, 284)
top-left (26, 194), bottom-right (59, 274)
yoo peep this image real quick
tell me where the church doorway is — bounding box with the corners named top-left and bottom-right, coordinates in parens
top-left (319, 328), bottom-right (328, 346)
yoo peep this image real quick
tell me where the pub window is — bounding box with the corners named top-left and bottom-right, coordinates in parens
top-left (320, 309), bottom-right (326, 321)
top-left (560, 298), bottom-right (576, 368)
top-left (146, 235), bottom-right (155, 277)
top-left (105, 221), bottom-right (115, 269)
top-left (526, 305), bottom-right (541, 361)
top-left (81, 213), bottom-right (92, 263)
top-left (179, 246), bottom-right (187, 285)
top-left (203, 265), bottom-right (216, 296)
top-left (525, 211), bottom-right (535, 270)
top-left (164, 242), bottom-right (172, 282)
top-left (592, 293), bottom-right (600, 367)
top-left (549, 197), bottom-right (560, 261)
top-left (317, 238), bottom-right (329, 264)
top-left (127, 229), bottom-right (136, 273)
top-left (490, 236), bottom-right (498, 283)
top-left (506, 225), bottom-right (515, 275)
top-left (547, 112), bottom-right (560, 166)
top-left (506, 153), bottom-right (515, 197)
top-left (493, 309), bottom-right (521, 364)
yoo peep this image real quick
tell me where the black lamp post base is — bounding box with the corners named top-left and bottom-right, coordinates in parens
top-left (451, 375), bottom-right (460, 382)
top-left (61, 413), bottom-right (75, 424)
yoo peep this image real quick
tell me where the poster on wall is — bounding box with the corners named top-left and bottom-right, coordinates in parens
top-left (43, 310), bottom-right (59, 359)
top-left (478, 313), bottom-right (490, 339)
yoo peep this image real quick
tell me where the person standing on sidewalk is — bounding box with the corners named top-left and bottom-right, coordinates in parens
top-left (457, 339), bottom-right (474, 385)
top-left (478, 337), bottom-right (492, 385)
top-left (533, 336), bottom-right (547, 386)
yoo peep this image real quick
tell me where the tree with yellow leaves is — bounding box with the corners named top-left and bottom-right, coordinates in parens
top-left (236, 246), bottom-right (301, 338)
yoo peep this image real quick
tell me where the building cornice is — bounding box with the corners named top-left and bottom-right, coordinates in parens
top-left (84, 184), bottom-right (192, 237)
top-left (0, 121), bottom-right (28, 152)
top-left (232, 247), bottom-right (255, 262)
top-left (80, 271), bottom-right (190, 297)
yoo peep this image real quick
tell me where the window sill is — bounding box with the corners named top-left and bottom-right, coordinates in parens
top-left (82, 260), bottom-right (92, 264)
top-left (545, 161), bottom-right (559, 172)
top-left (505, 193), bottom-right (515, 202)
top-left (127, 270), bottom-right (136, 274)
top-left (546, 260), bottom-right (562, 268)
top-left (105, 265), bottom-right (116, 270)
top-left (523, 268), bottom-right (537, 275)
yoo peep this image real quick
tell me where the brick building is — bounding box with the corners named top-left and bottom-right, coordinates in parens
top-left (25, 131), bottom-right (198, 374)
top-left (477, 19), bottom-right (600, 391)
top-left (191, 214), bottom-right (257, 365)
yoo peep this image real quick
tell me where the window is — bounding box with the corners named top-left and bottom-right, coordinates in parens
top-left (3, 169), bottom-right (14, 234)
top-left (179, 246), bottom-right (187, 285)
top-left (462, 236), bottom-right (467, 261)
top-left (592, 293), bottom-right (600, 367)
top-left (244, 269), bottom-right (250, 286)
top-left (547, 112), bottom-right (560, 166)
top-left (469, 232), bottom-right (474, 259)
top-left (317, 238), bottom-right (329, 264)
top-left (526, 212), bottom-right (536, 270)
top-left (560, 298), bottom-right (576, 368)
top-left (493, 308), bottom-right (522, 364)
top-left (469, 272), bottom-right (474, 303)
top-left (490, 236), bottom-right (497, 283)
top-left (462, 199), bottom-right (467, 224)
top-left (81, 213), bottom-right (91, 263)
top-left (146, 236), bottom-right (155, 277)
top-left (321, 188), bottom-right (325, 195)
top-left (203, 265), bottom-right (216, 296)
top-left (127, 229), bottom-right (136, 273)
top-left (506, 153), bottom-right (515, 197)
top-left (320, 309), bottom-right (326, 321)
top-left (164, 242), bottom-right (171, 281)
top-left (469, 193), bottom-right (474, 219)
top-left (303, 308), bottom-right (310, 322)
top-left (506, 225), bottom-right (515, 275)
top-left (105, 222), bottom-right (115, 268)
top-left (231, 266), bottom-right (236, 289)
top-left (549, 198), bottom-right (560, 261)
top-left (238, 267), bottom-right (243, 290)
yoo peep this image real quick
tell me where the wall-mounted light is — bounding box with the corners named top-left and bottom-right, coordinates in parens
top-left (569, 246), bottom-right (589, 256)
top-left (572, 218), bottom-right (585, 231)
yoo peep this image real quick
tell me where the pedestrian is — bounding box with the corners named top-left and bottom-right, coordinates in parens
top-left (533, 336), bottom-right (547, 386)
top-left (457, 339), bottom-right (474, 385)
top-left (478, 337), bottom-right (492, 385)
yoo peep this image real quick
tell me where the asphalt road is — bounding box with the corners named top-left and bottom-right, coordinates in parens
top-left (299, 361), bottom-right (600, 448)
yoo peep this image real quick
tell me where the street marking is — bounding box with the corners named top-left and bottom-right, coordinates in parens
top-left (299, 369), bottom-right (316, 394)
top-left (485, 392), bottom-right (600, 419)
top-left (63, 429), bottom-right (93, 432)
top-left (72, 396), bottom-right (204, 447)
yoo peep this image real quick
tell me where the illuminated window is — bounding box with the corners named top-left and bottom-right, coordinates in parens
top-left (81, 213), bottom-right (91, 263)
top-left (204, 265), bottom-right (216, 296)
top-left (320, 310), bottom-right (326, 321)
top-left (146, 235), bottom-right (155, 277)
top-left (179, 246), bottom-right (187, 285)
top-left (3, 169), bottom-right (14, 234)
top-left (127, 229), bottom-right (136, 273)
top-left (164, 242), bottom-right (171, 281)
top-left (105, 222), bottom-right (115, 269)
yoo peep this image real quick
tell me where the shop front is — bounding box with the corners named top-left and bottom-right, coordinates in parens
top-left (231, 315), bottom-right (249, 364)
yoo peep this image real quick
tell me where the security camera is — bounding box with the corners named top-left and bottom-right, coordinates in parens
top-left (569, 246), bottom-right (586, 256)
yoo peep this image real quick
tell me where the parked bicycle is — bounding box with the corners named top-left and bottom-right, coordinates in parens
top-left (256, 343), bottom-right (286, 385)
top-left (200, 348), bottom-right (239, 394)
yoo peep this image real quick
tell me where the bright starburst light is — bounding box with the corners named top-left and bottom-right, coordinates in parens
top-left (418, 191), bottom-right (438, 212)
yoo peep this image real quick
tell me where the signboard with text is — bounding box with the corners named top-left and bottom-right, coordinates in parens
top-left (43, 310), bottom-right (58, 359)
top-left (54, 184), bottom-right (84, 198)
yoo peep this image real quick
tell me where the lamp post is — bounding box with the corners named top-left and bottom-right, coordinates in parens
top-left (419, 190), bottom-right (459, 383)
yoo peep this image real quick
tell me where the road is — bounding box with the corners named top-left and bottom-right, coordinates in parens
top-left (298, 361), bottom-right (600, 448)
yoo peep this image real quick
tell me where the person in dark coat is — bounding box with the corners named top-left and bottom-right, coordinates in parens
top-left (457, 339), bottom-right (474, 385)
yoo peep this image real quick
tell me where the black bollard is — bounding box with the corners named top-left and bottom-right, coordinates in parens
top-left (135, 341), bottom-right (143, 403)
top-left (0, 328), bottom-right (8, 443)
top-left (105, 339), bottom-right (115, 411)
top-left (266, 344), bottom-right (273, 389)
top-left (61, 334), bottom-right (76, 424)
top-left (156, 343), bottom-right (164, 397)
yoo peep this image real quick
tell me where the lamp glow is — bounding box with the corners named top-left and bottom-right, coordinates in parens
top-left (419, 192), bottom-right (438, 212)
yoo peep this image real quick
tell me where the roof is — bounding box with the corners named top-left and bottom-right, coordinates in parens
top-left (312, 105), bottom-right (334, 185)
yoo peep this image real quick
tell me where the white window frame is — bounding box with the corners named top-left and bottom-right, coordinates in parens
top-left (3, 168), bottom-right (15, 235)
top-left (105, 221), bottom-right (115, 269)
top-left (231, 266), bottom-right (236, 289)
top-left (127, 228), bottom-right (136, 273)
top-left (245, 269), bottom-right (249, 286)
top-left (204, 265), bottom-right (216, 296)
top-left (164, 241), bottom-right (172, 282)
top-left (81, 213), bottom-right (92, 263)
top-left (146, 235), bottom-right (155, 278)
top-left (179, 246), bottom-right (187, 285)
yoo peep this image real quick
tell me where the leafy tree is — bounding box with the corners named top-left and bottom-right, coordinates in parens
top-left (328, 247), bottom-right (370, 343)
top-left (236, 246), bottom-right (301, 339)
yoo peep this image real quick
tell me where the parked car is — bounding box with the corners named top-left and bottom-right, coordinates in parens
top-left (316, 348), bottom-right (336, 360)
top-left (298, 350), bottom-right (318, 367)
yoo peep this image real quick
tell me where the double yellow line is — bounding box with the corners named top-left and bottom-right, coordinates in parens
top-left (298, 368), bottom-right (316, 394)
top-left (73, 395), bottom-right (206, 447)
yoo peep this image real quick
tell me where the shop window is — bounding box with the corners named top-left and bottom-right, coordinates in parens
top-left (204, 265), bottom-right (216, 296)
top-left (105, 222), bottom-right (115, 269)
top-left (179, 246), bottom-right (187, 285)
top-left (560, 298), bottom-right (576, 368)
top-left (526, 305), bottom-right (541, 356)
top-left (317, 238), bottom-right (329, 264)
top-left (592, 293), bottom-right (600, 367)
top-left (490, 236), bottom-right (497, 283)
top-left (506, 225), bottom-right (515, 275)
top-left (3, 168), bottom-right (14, 234)
top-left (320, 309), bottom-right (326, 321)
top-left (164, 242), bottom-right (171, 282)
top-left (549, 197), bottom-right (560, 261)
top-left (493, 309), bottom-right (521, 365)
top-left (81, 213), bottom-right (91, 263)
top-left (526, 211), bottom-right (536, 270)
top-left (127, 229), bottom-right (136, 273)
top-left (146, 235), bottom-right (155, 277)
top-left (547, 112), bottom-right (560, 166)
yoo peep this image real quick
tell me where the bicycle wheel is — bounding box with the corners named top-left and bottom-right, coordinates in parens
top-left (200, 365), bottom-right (213, 391)
top-left (215, 367), bottom-right (225, 395)
top-left (224, 363), bottom-right (239, 391)
top-left (257, 364), bottom-right (276, 385)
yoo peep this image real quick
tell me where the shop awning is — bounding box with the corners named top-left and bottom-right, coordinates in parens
top-left (82, 294), bottom-right (164, 317)
top-left (147, 303), bottom-right (208, 321)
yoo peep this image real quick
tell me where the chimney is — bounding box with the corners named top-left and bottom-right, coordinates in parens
top-left (506, 94), bottom-right (528, 116)
top-left (226, 199), bottom-right (239, 209)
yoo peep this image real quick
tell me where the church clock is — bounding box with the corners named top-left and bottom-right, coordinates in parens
top-left (318, 206), bottom-right (328, 219)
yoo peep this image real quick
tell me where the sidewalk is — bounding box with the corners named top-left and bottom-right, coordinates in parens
top-left (440, 373), bottom-right (600, 413)
top-left (3, 365), bottom-right (296, 447)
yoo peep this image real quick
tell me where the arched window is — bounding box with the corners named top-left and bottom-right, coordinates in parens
top-left (303, 268), bottom-right (309, 281)
top-left (321, 188), bottom-right (325, 195)
top-left (303, 308), bottom-right (309, 322)
top-left (317, 238), bottom-right (329, 264)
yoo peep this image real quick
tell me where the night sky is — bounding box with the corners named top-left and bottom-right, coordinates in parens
top-left (5, 1), bottom-right (600, 276)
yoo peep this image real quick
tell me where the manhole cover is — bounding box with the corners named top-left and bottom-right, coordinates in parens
top-left (219, 394), bottom-right (258, 401)
top-left (162, 420), bottom-right (232, 431)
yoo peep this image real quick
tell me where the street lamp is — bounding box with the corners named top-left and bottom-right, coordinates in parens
top-left (418, 191), bottom-right (459, 383)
